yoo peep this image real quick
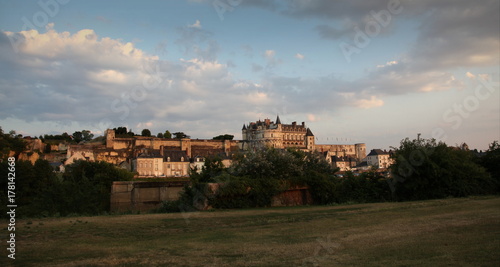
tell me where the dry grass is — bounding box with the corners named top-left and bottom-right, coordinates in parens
top-left (2, 196), bottom-right (499, 266)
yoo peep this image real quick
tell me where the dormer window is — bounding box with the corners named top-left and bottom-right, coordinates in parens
top-left (167, 157), bottom-right (170, 162)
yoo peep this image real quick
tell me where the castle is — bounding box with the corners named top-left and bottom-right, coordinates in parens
top-left (241, 116), bottom-right (366, 163)
top-left (241, 115), bottom-right (315, 151)
top-left (62, 116), bottom-right (367, 177)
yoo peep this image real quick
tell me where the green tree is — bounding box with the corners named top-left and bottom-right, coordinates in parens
top-left (114, 127), bottom-right (127, 135)
top-left (0, 127), bottom-right (27, 159)
top-left (44, 143), bottom-right (52, 154)
top-left (477, 141), bottom-right (500, 192)
top-left (0, 159), bottom-right (135, 218)
top-left (141, 129), bottom-right (151, 137)
top-left (389, 138), bottom-right (495, 201)
top-left (157, 132), bottom-right (164, 138)
top-left (82, 130), bottom-right (94, 141)
top-left (213, 134), bottom-right (234, 140)
top-left (190, 156), bottom-right (227, 183)
top-left (72, 131), bottom-right (83, 143)
top-left (173, 132), bottom-right (189, 139)
top-left (164, 130), bottom-right (172, 139)
top-left (61, 160), bottom-right (134, 215)
top-left (61, 132), bottom-right (71, 141)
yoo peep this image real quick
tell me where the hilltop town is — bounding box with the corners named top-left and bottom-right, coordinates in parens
top-left (3, 116), bottom-right (393, 177)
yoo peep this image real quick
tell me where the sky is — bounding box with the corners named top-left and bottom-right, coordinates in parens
top-left (0, 0), bottom-right (498, 151)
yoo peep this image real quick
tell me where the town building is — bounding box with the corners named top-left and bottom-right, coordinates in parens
top-left (366, 149), bottom-right (393, 169)
top-left (134, 148), bottom-right (194, 178)
top-left (327, 155), bottom-right (358, 171)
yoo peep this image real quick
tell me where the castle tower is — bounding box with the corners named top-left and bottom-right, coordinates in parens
top-left (242, 124), bottom-right (247, 140)
top-left (105, 129), bottom-right (115, 149)
top-left (305, 128), bottom-right (315, 151)
top-left (355, 143), bottom-right (366, 162)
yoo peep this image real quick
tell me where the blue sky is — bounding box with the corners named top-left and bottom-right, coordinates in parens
top-left (0, 0), bottom-right (498, 151)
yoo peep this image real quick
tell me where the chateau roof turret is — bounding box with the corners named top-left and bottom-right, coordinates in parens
top-left (306, 128), bottom-right (314, 136)
top-left (276, 115), bottom-right (282, 124)
top-left (242, 124), bottom-right (247, 130)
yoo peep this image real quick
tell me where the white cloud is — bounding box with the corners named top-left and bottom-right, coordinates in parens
top-left (263, 49), bottom-right (282, 68)
top-left (307, 113), bottom-right (318, 122)
top-left (466, 72), bottom-right (476, 79)
top-left (295, 53), bottom-right (304, 60)
top-left (188, 20), bottom-right (202, 29)
top-left (264, 49), bottom-right (275, 59)
top-left (376, 60), bottom-right (398, 68)
top-left (354, 96), bottom-right (384, 109)
top-left (182, 58), bottom-right (227, 79)
top-left (0, 26), bottom-right (286, 138)
top-left (245, 91), bottom-right (271, 105)
top-left (88, 69), bottom-right (128, 84)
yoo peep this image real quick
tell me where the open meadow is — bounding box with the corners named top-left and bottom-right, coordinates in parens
top-left (2, 196), bottom-right (499, 266)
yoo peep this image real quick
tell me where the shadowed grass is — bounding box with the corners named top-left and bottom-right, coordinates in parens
top-left (1, 196), bottom-right (499, 266)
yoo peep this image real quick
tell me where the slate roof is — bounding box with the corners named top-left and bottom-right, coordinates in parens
top-left (137, 151), bottom-right (162, 158)
top-left (367, 149), bottom-right (390, 156)
top-left (163, 150), bottom-right (189, 162)
top-left (306, 128), bottom-right (314, 137)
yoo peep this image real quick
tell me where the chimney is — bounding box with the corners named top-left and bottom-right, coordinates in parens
top-left (302, 122), bottom-right (305, 127)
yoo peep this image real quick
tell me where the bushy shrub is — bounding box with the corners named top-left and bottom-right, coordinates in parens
top-left (156, 200), bottom-right (182, 213)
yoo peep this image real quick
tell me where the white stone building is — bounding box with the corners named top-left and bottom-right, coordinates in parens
top-left (366, 149), bottom-right (393, 169)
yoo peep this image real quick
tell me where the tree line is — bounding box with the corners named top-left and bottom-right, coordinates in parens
top-left (0, 160), bottom-right (133, 218)
top-left (161, 138), bottom-right (499, 212)
top-left (0, 135), bottom-right (497, 218)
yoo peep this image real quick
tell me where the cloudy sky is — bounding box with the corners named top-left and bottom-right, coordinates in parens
top-left (0, 0), bottom-right (498, 150)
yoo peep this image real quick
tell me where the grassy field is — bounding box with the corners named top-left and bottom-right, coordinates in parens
top-left (2, 196), bottom-right (499, 266)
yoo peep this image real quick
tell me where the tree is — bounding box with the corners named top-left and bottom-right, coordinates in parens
top-left (389, 138), bottom-right (495, 201)
top-left (0, 127), bottom-right (27, 159)
top-left (61, 132), bottom-right (70, 141)
top-left (82, 130), bottom-right (94, 141)
top-left (477, 141), bottom-right (500, 192)
top-left (44, 143), bottom-right (52, 154)
top-left (173, 132), bottom-right (189, 139)
top-left (141, 129), bottom-right (151, 137)
top-left (190, 156), bottom-right (227, 184)
top-left (213, 134), bottom-right (234, 140)
top-left (157, 133), bottom-right (164, 138)
top-left (72, 131), bottom-right (83, 143)
top-left (61, 160), bottom-right (134, 215)
top-left (114, 127), bottom-right (128, 135)
top-left (164, 130), bottom-right (172, 139)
